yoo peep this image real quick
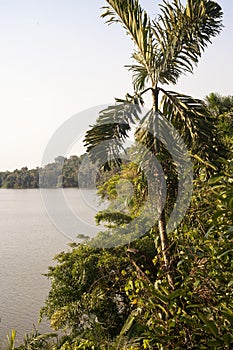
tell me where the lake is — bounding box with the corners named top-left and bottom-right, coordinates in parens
top-left (0, 189), bottom-right (104, 342)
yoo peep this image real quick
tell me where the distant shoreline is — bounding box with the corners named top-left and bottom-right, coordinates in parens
top-left (0, 154), bottom-right (98, 189)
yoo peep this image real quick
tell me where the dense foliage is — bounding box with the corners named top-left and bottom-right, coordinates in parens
top-left (2, 151), bottom-right (232, 349)
top-left (0, 167), bottom-right (39, 189)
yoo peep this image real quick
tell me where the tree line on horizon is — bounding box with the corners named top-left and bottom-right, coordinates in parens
top-left (0, 154), bottom-right (97, 189)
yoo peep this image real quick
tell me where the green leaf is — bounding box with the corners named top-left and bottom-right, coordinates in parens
top-left (223, 333), bottom-right (232, 346)
top-left (152, 288), bottom-right (168, 304)
top-left (198, 313), bottom-right (218, 337)
top-left (217, 249), bottom-right (233, 259)
top-left (208, 175), bottom-right (224, 184)
top-left (222, 308), bottom-right (233, 325)
top-left (169, 289), bottom-right (183, 300)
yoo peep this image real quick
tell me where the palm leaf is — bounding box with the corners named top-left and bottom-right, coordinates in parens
top-left (127, 62), bottom-right (149, 91)
top-left (135, 108), bottom-right (194, 233)
top-left (152, 0), bottom-right (223, 84)
top-left (160, 89), bottom-right (225, 166)
top-left (102, 0), bottom-right (156, 86)
top-left (115, 308), bottom-right (142, 349)
top-left (84, 94), bottom-right (143, 170)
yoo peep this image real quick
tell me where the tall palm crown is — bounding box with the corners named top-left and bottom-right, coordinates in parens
top-left (85, 0), bottom-right (223, 165)
top-left (104, 0), bottom-right (222, 88)
top-left (84, 0), bottom-right (223, 287)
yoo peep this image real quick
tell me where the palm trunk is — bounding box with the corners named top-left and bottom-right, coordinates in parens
top-left (152, 87), bottom-right (174, 289)
top-left (158, 209), bottom-right (174, 288)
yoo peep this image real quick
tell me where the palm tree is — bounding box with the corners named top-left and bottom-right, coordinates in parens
top-left (205, 92), bottom-right (233, 117)
top-left (84, 0), bottom-right (223, 288)
top-left (205, 92), bottom-right (233, 150)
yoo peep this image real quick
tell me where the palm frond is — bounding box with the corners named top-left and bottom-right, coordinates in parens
top-left (115, 308), bottom-right (142, 349)
top-left (160, 89), bottom-right (224, 165)
top-left (153, 0), bottom-right (223, 84)
top-left (84, 94), bottom-right (143, 170)
top-left (126, 62), bottom-right (149, 91)
top-left (102, 0), bottom-right (156, 86)
top-left (135, 108), bottom-right (194, 233)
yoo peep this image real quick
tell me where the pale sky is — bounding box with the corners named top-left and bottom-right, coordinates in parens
top-left (0, 0), bottom-right (232, 171)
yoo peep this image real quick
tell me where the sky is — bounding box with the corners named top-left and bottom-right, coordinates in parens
top-left (0, 0), bottom-right (232, 171)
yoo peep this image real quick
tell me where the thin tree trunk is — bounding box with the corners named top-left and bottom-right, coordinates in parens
top-left (152, 87), bottom-right (175, 289)
top-left (158, 209), bottom-right (174, 288)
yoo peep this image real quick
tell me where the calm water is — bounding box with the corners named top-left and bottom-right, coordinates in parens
top-left (0, 189), bottom-right (103, 342)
